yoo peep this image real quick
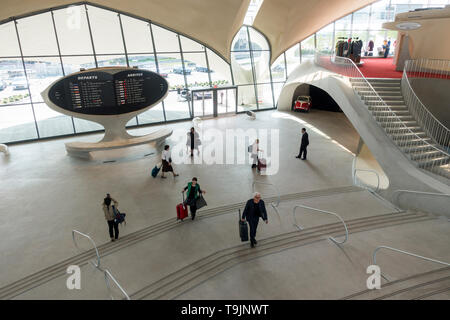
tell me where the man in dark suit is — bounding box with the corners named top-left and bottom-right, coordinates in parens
top-left (241, 192), bottom-right (268, 248)
top-left (296, 128), bottom-right (309, 160)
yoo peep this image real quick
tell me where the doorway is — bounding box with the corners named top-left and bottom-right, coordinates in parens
top-left (191, 86), bottom-right (237, 118)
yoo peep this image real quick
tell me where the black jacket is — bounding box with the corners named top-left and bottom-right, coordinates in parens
top-left (242, 199), bottom-right (268, 222)
top-left (301, 132), bottom-right (309, 147)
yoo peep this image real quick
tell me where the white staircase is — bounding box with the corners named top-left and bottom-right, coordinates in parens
top-left (351, 78), bottom-right (450, 180)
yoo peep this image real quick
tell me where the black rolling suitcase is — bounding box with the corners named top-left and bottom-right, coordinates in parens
top-left (239, 209), bottom-right (249, 242)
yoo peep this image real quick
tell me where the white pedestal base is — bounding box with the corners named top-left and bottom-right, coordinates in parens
top-left (65, 128), bottom-right (172, 159)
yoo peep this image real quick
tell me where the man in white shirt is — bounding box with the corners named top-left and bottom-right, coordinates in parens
top-left (251, 139), bottom-right (262, 169)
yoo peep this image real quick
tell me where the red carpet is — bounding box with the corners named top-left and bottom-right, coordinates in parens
top-left (359, 58), bottom-right (403, 78)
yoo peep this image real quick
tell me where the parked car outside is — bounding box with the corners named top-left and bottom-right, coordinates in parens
top-left (178, 89), bottom-right (212, 101)
top-left (195, 66), bottom-right (211, 73)
top-left (12, 78), bottom-right (28, 90)
top-left (173, 67), bottom-right (191, 75)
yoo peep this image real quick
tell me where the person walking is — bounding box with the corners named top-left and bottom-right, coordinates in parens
top-left (250, 139), bottom-right (262, 169)
top-left (182, 177), bottom-right (206, 220)
top-left (102, 193), bottom-right (119, 242)
top-left (368, 40), bottom-right (374, 56)
top-left (241, 192), bottom-right (268, 248)
top-left (161, 145), bottom-right (179, 179)
top-left (296, 128), bottom-right (309, 160)
top-left (384, 39), bottom-right (391, 58)
top-left (186, 127), bottom-right (201, 157)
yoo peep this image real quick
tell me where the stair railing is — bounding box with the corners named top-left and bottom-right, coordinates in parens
top-left (292, 205), bottom-right (348, 245)
top-left (252, 181), bottom-right (281, 222)
top-left (372, 245), bottom-right (450, 282)
top-left (104, 269), bottom-right (131, 300)
top-left (351, 158), bottom-right (381, 193)
top-left (72, 230), bottom-right (101, 269)
top-left (393, 189), bottom-right (450, 210)
top-left (72, 230), bottom-right (130, 300)
top-left (314, 51), bottom-right (449, 178)
top-left (402, 59), bottom-right (450, 149)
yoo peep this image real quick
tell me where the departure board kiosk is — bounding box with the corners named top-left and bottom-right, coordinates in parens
top-left (42, 67), bottom-right (172, 158)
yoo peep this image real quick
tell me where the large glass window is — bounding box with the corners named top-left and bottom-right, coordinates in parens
top-left (352, 6), bottom-right (371, 30)
top-left (183, 52), bottom-right (210, 87)
top-left (152, 25), bottom-right (180, 52)
top-left (231, 28), bottom-right (250, 51)
top-left (121, 15), bottom-right (153, 54)
top-left (285, 44), bottom-right (301, 77)
top-left (16, 12), bottom-right (59, 56)
top-left (271, 54), bottom-right (286, 82)
top-left (128, 54), bottom-right (157, 71)
top-left (157, 53), bottom-right (185, 89)
top-left (253, 51), bottom-right (271, 83)
top-left (164, 91), bottom-right (190, 121)
top-left (316, 24), bottom-right (334, 53)
top-left (138, 102), bottom-right (165, 124)
top-left (206, 49), bottom-right (232, 86)
top-left (23, 57), bottom-right (63, 103)
top-left (231, 26), bottom-right (276, 110)
top-left (231, 51), bottom-right (254, 85)
top-left (301, 35), bottom-right (315, 62)
top-left (0, 4), bottom-right (236, 143)
top-left (61, 56), bottom-right (96, 74)
top-left (180, 36), bottom-right (204, 52)
top-left (53, 6), bottom-right (93, 55)
top-left (0, 104), bottom-right (38, 142)
top-left (87, 5), bottom-right (124, 54)
top-left (34, 102), bottom-right (74, 138)
top-left (0, 58), bottom-right (30, 106)
top-left (0, 22), bottom-right (21, 57)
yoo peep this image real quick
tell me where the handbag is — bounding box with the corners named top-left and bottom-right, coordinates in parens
top-left (195, 194), bottom-right (207, 210)
top-left (112, 205), bottom-right (126, 226)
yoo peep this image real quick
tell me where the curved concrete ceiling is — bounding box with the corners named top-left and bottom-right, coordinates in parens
top-left (0, 0), bottom-right (250, 62)
top-left (253, 0), bottom-right (378, 64)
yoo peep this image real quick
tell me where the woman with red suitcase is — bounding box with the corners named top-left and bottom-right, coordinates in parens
top-left (181, 177), bottom-right (206, 220)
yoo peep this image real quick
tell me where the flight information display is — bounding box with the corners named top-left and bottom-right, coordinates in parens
top-left (47, 68), bottom-right (168, 115)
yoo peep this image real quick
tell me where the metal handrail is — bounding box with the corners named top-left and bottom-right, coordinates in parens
top-left (373, 245), bottom-right (450, 282)
top-left (72, 230), bottom-right (130, 300)
top-left (354, 169), bottom-right (380, 192)
top-left (314, 51), bottom-right (449, 178)
top-left (292, 205), bottom-right (348, 245)
top-left (351, 157), bottom-right (381, 192)
top-left (393, 189), bottom-right (450, 203)
top-left (72, 230), bottom-right (101, 269)
top-left (104, 269), bottom-right (131, 300)
top-left (402, 59), bottom-right (450, 148)
top-left (252, 181), bottom-right (281, 222)
top-left (252, 181), bottom-right (281, 207)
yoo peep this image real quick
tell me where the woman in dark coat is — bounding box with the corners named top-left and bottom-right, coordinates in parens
top-left (161, 145), bottom-right (179, 179)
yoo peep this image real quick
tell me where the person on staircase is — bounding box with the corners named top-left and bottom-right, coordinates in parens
top-left (102, 193), bottom-right (119, 242)
top-left (241, 192), bottom-right (268, 248)
top-left (182, 177), bottom-right (206, 220)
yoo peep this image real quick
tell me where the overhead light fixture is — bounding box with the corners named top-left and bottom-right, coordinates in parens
top-left (396, 22), bottom-right (421, 30)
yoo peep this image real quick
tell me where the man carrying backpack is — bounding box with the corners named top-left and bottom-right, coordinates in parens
top-left (102, 194), bottom-right (119, 242)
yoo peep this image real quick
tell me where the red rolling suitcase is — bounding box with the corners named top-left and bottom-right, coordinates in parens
top-left (257, 151), bottom-right (266, 172)
top-left (177, 193), bottom-right (188, 221)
